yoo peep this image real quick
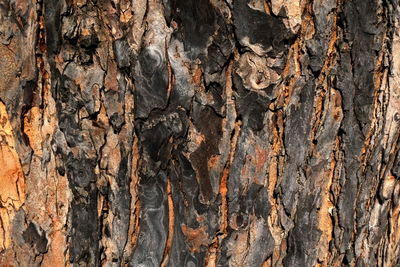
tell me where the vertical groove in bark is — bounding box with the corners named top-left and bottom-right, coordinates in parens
top-left (0, 0), bottom-right (400, 266)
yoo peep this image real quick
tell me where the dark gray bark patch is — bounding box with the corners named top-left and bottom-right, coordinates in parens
top-left (233, 0), bottom-right (295, 56)
top-left (134, 47), bottom-right (169, 118)
top-left (22, 222), bottom-right (48, 254)
top-left (190, 102), bottom-right (223, 204)
top-left (69, 190), bottom-right (99, 265)
top-left (170, 0), bottom-right (216, 59)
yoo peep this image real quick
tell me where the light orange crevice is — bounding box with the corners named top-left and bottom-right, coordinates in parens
top-left (123, 136), bottom-right (141, 261)
top-left (161, 178), bottom-right (175, 267)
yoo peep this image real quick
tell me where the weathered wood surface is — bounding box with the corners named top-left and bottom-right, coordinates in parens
top-left (0, 0), bottom-right (399, 266)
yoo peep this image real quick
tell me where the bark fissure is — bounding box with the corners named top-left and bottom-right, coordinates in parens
top-left (0, 0), bottom-right (400, 266)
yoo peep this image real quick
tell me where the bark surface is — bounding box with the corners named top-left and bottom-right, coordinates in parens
top-left (0, 0), bottom-right (399, 266)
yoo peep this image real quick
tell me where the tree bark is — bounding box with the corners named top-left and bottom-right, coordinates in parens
top-left (0, 0), bottom-right (399, 266)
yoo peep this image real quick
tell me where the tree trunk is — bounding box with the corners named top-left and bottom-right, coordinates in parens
top-left (0, 0), bottom-right (399, 266)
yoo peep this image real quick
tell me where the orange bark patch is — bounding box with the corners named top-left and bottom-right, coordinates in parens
top-left (0, 42), bottom-right (17, 93)
top-left (42, 227), bottom-right (67, 267)
top-left (255, 145), bottom-right (267, 174)
top-left (120, 10), bottom-right (133, 23)
top-left (207, 154), bottom-right (220, 170)
top-left (23, 107), bottom-right (43, 154)
top-left (105, 60), bottom-right (119, 92)
top-left (0, 247), bottom-right (16, 266)
top-left (331, 88), bottom-right (343, 122)
top-left (263, 1), bottom-right (271, 15)
top-left (0, 102), bottom-right (25, 251)
top-left (181, 224), bottom-right (209, 253)
top-left (124, 136), bottom-right (141, 258)
top-left (161, 178), bottom-right (175, 267)
top-left (196, 215), bottom-right (206, 223)
top-left (192, 67), bottom-right (203, 86)
top-left (316, 137), bottom-right (339, 264)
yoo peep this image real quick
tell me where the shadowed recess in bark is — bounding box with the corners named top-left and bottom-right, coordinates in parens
top-left (0, 0), bottom-right (399, 266)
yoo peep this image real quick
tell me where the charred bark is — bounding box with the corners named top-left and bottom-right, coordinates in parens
top-left (0, 0), bottom-right (399, 266)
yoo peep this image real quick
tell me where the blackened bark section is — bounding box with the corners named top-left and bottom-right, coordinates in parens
top-left (22, 222), bottom-right (48, 254)
top-left (233, 0), bottom-right (295, 56)
top-left (52, 2), bottom-right (103, 265)
top-left (190, 103), bottom-right (223, 203)
top-left (1, 0), bottom-right (400, 266)
top-left (338, 0), bottom-right (385, 264)
top-left (134, 47), bottom-right (169, 118)
top-left (344, 0), bottom-right (381, 135)
top-left (169, 153), bottom-right (209, 266)
top-left (131, 173), bottom-right (169, 265)
top-left (43, 0), bottom-right (62, 55)
top-left (170, 0), bottom-right (216, 59)
top-left (69, 188), bottom-right (99, 265)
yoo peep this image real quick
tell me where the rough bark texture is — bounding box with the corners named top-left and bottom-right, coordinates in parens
top-left (0, 0), bottom-right (399, 266)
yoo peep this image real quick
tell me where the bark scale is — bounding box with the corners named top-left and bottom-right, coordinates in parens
top-left (0, 0), bottom-right (399, 266)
